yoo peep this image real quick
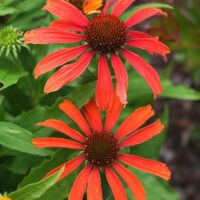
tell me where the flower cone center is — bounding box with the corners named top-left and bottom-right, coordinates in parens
top-left (84, 133), bottom-right (119, 166)
top-left (85, 14), bottom-right (126, 53)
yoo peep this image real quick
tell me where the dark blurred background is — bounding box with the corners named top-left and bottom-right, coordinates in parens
top-left (139, 0), bottom-right (200, 199)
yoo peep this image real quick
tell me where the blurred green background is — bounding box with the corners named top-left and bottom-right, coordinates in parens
top-left (0, 0), bottom-right (200, 199)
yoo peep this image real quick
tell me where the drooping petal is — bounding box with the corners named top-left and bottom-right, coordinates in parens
top-left (50, 20), bottom-right (84, 32)
top-left (96, 55), bottom-right (113, 111)
top-left (34, 46), bottom-right (88, 78)
top-left (127, 31), bottom-right (155, 39)
top-left (119, 154), bottom-right (171, 181)
top-left (44, 51), bottom-right (94, 94)
top-left (24, 28), bottom-right (85, 45)
top-left (105, 166), bottom-right (127, 200)
top-left (44, 155), bottom-right (85, 181)
top-left (112, 0), bottom-right (135, 17)
top-left (43, 0), bottom-right (89, 26)
top-left (83, 0), bottom-right (103, 15)
top-left (122, 49), bottom-right (162, 99)
top-left (32, 138), bottom-right (84, 149)
top-left (68, 165), bottom-right (92, 200)
top-left (37, 119), bottom-right (85, 143)
top-left (87, 167), bottom-right (103, 200)
top-left (111, 53), bottom-right (128, 105)
top-left (125, 7), bottom-right (167, 28)
top-left (83, 98), bottom-right (103, 133)
top-left (105, 91), bottom-right (123, 132)
top-left (120, 120), bottom-right (164, 147)
top-left (59, 99), bottom-right (91, 136)
top-left (113, 162), bottom-right (146, 200)
top-left (115, 104), bottom-right (154, 140)
top-left (126, 38), bottom-right (170, 60)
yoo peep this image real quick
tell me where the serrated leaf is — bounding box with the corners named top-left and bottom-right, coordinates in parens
top-left (0, 122), bottom-right (50, 156)
top-left (9, 166), bottom-right (64, 200)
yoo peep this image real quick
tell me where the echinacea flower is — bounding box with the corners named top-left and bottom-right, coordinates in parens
top-left (0, 198), bottom-right (12, 200)
top-left (25, 0), bottom-right (170, 110)
top-left (32, 93), bottom-right (171, 200)
top-left (66, 0), bottom-right (103, 15)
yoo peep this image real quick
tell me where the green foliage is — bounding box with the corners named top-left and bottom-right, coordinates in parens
top-left (0, 58), bottom-right (27, 91)
top-left (9, 167), bottom-right (64, 200)
top-left (0, 0), bottom-right (198, 199)
top-left (127, 170), bottom-right (180, 200)
top-left (0, 121), bottom-right (50, 156)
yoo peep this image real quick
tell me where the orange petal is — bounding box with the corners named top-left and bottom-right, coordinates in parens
top-left (50, 19), bottom-right (84, 32)
top-left (96, 55), bottom-right (113, 111)
top-left (120, 120), bottom-right (164, 147)
top-left (87, 167), bottom-right (103, 200)
top-left (68, 165), bottom-right (92, 200)
top-left (34, 46), bottom-right (88, 78)
top-left (115, 104), bottom-right (154, 140)
top-left (105, 166), bottom-right (128, 200)
top-left (122, 49), bottom-right (162, 99)
top-left (44, 155), bottom-right (85, 181)
top-left (127, 38), bottom-right (170, 60)
top-left (111, 53), bottom-right (128, 106)
top-left (83, 98), bottom-right (103, 133)
top-left (43, 0), bottom-right (89, 26)
top-left (59, 99), bottom-right (91, 136)
top-left (83, 0), bottom-right (103, 15)
top-left (32, 137), bottom-right (84, 149)
top-left (126, 7), bottom-right (167, 28)
top-left (37, 119), bottom-right (85, 143)
top-left (105, 90), bottom-right (123, 132)
top-left (112, 0), bottom-right (135, 17)
top-left (24, 28), bottom-right (84, 45)
top-left (119, 154), bottom-right (171, 181)
top-left (113, 162), bottom-right (146, 200)
top-left (44, 51), bottom-right (94, 93)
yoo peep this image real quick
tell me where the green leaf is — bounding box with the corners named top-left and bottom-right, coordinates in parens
top-left (0, 122), bottom-right (50, 156)
top-left (0, 59), bottom-right (27, 91)
top-left (121, 3), bottom-right (173, 21)
top-left (0, 7), bottom-right (16, 16)
top-left (9, 167), bottom-right (64, 200)
top-left (13, 81), bottom-right (96, 134)
top-left (128, 72), bottom-right (200, 103)
top-left (161, 79), bottom-right (200, 100)
top-left (20, 150), bottom-right (78, 200)
top-left (127, 170), bottom-right (180, 200)
top-left (132, 3), bottom-right (173, 13)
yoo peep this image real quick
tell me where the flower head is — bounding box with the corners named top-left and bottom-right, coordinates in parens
top-left (25, 0), bottom-right (170, 110)
top-left (0, 26), bottom-right (24, 58)
top-left (32, 92), bottom-right (171, 200)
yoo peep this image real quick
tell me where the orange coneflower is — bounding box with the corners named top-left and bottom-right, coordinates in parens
top-left (32, 92), bottom-right (171, 200)
top-left (25, 0), bottom-right (170, 110)
top-left (67, 0), bottom-right (103, 15)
